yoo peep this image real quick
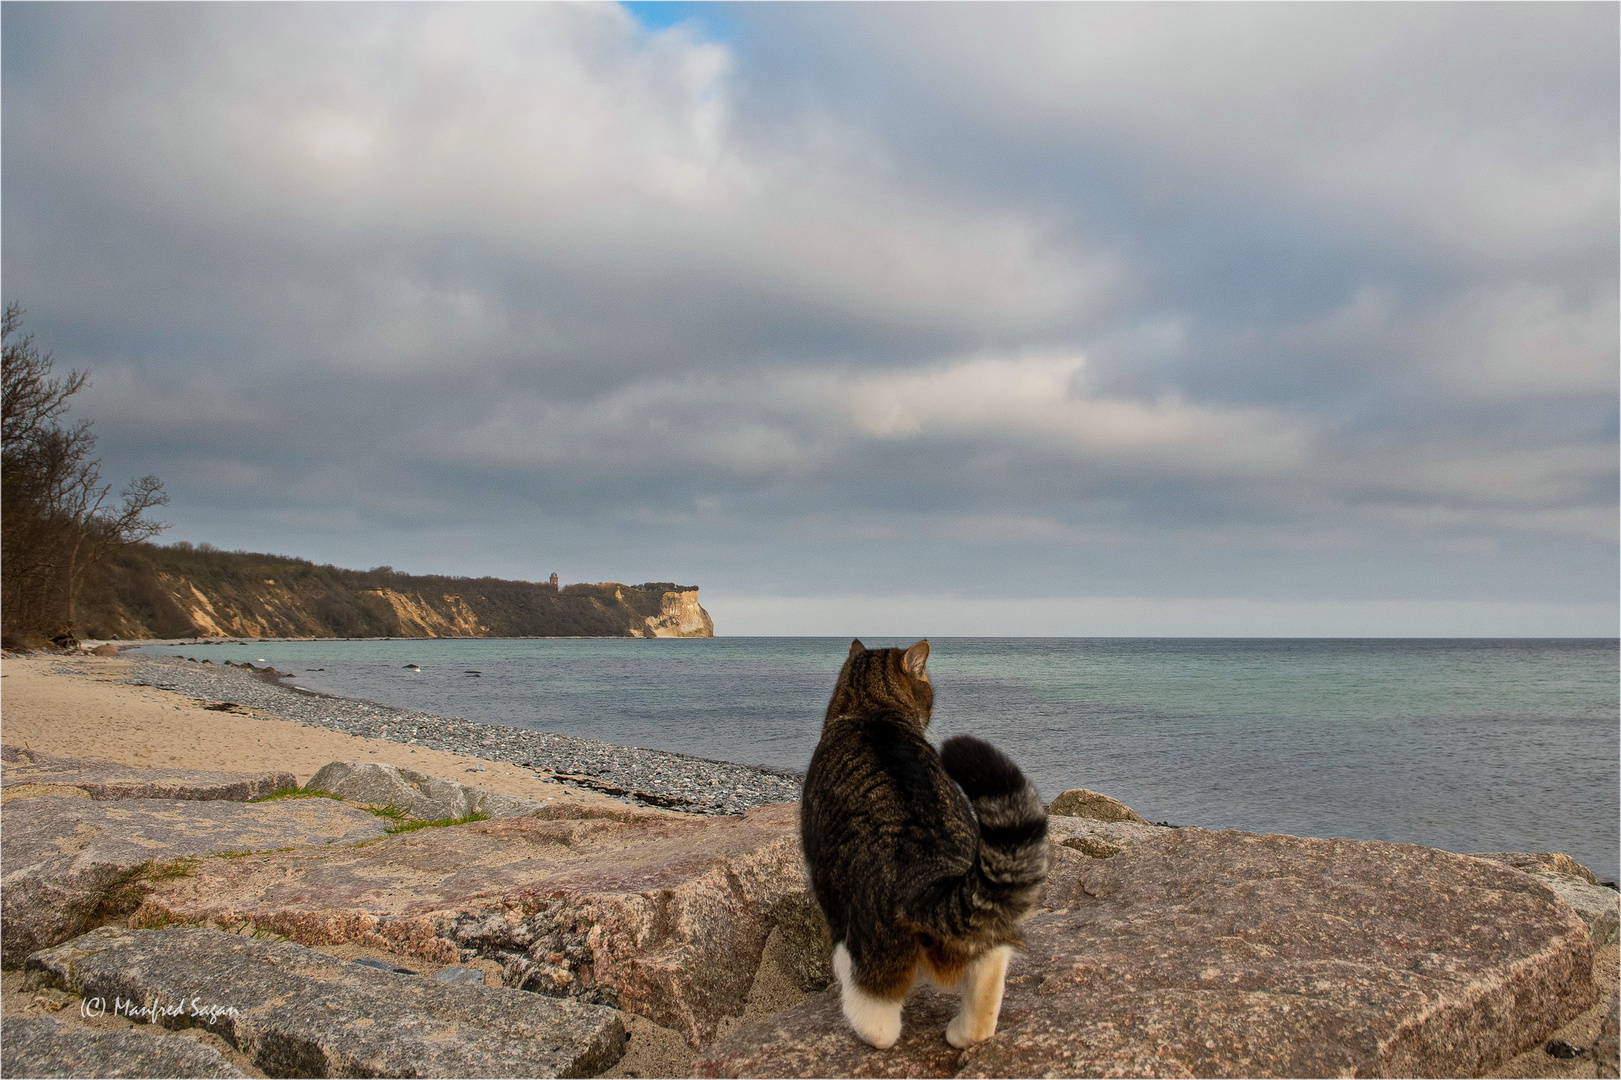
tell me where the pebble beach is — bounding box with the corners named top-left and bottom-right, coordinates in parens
top-left (125, 655), bottom-right (804, 815)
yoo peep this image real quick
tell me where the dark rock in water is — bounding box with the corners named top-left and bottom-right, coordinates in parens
top-left (1, 745), bottom-right (294, 802)
top-left (1, 795), bottom-right (388, 966)
top-left (695, 830), bottom-right (1596, 1079)
top-left (132, 802), bottom-right (807, 1045)
top-left (27, 926), bottom-right (626, 1078)
top-left (2, 1015), bottom-right (246, 1078)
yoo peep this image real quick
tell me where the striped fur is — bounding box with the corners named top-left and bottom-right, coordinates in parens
top-left (801, 639), bottom-right (1049, 1047)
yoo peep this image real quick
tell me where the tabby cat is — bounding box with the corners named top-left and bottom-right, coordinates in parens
top-left (800, 639), bottom-right (1049, 1049)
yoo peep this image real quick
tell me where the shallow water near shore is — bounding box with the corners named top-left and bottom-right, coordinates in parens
top-left (132, 637), bottom-right (1619, 881)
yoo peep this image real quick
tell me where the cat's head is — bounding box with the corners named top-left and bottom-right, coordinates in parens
top-left (825, 638), bottom-right (934, 728)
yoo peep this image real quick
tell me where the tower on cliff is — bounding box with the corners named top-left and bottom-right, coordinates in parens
top-left (549, 573), bottom-right (559, 590)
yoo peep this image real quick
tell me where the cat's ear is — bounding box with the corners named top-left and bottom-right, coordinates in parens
top-left (848, 639), bottom-right (867, 658)
top-left (903, 639), bottom-right (930, 679)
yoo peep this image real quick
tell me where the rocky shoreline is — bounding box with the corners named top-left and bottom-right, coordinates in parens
top-left (124, 655), bottom-right (803, 815)
top-left (3, 742), bottom-right (1617, 1079)
top-left (3, 653), bottom-right (1618, 1079)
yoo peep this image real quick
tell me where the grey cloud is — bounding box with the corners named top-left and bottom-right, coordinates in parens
top-left (2, 2), bottom-right (1614, 629)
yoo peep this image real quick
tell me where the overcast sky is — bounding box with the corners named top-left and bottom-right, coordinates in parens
top-left (4, 2), bottom-right (1616, 636)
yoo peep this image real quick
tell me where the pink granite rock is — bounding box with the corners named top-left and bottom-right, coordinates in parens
top-left (1, 796), bottom-right (389, 966)
top-left (1473, 851), bottom-right (1601, 885)
top-left (1046, 787), bottom-right (1147, 824)
top-left (694, 830), bottom-right (1597, 1078)
top-left (1, 745), bottom-right (294, 802)
top-left (134, 802), bottom-right (806, 1045)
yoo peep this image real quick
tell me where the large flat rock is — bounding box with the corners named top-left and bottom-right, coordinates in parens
top-left (27, 925), bottom-right (625, 1078)
top-left (1044, 814), bottom-right (1174, 860)
top-left (308, 759), bottom-right (547, 819)
top-left (695, 830), bottom-right (1598, 1078)
top-left (1, 796), bottom-right (390, 966)
top-left (1, 1015), bottom-right (247, 1079)
top-left (132, 802), bottom-right (807, 1045)
top-left (1, 745), bottom-right (294, 802)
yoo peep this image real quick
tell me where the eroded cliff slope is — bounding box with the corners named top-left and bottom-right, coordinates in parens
top-left (75, 544), bottom-right (713, 640)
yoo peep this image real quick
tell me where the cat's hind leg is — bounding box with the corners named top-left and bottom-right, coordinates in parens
top-left (945, 944), bottom-right (1012, 1048)
top-left (832, 942), bottom-right (905, 1049)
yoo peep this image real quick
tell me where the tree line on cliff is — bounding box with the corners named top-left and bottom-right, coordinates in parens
top-left (75, 543), bottom-right (703, 639)
top-left (2, 304), bottom-right (167, 648)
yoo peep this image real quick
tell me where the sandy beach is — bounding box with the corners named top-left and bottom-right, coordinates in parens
top-left (1, 653), bottom-right (673, 819)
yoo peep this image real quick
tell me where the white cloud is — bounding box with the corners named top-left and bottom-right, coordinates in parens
top-left (817, 353), bottom-right (1310, 474)
top-left (11, 2), bottom-right (1096, 373)
top-left (429, 350), bottom-right (1315, 485)
top-left (3, 3), bottom-right (1613, 627)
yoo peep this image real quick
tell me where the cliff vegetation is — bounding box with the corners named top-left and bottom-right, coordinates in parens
top-left (2, 304), bottom-right (167, 647)
top-left (74, 543), bottom-right (714, 640)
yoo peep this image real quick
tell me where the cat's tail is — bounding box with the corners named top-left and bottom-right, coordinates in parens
top-left (935, 735), bottom-right (1049, 938)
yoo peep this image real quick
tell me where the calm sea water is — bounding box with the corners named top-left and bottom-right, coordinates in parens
top-left (134, 637), bottom-right (1620, 881)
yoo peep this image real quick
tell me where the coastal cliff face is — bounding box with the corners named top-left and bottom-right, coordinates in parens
top-left (644, 587), bottom-right (716, 638)
top-left (74, 544), bottom-right (714, 640)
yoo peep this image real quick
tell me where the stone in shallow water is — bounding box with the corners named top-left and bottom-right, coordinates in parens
top-left (694, 830), bottom-right (1597, 1079)
top-left (0, 795), bottom-right (389, 965)
top-left (1, 745), bottom-right (294, 802)
top-left (1, 1015), bottom-right (246, 1079)
top-left (133, 802), bottom-right (807, 1045)
top-left (27, 926), bottom-right (626, 1079)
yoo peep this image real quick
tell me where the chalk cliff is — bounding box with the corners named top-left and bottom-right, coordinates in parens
top-left (74, 544), bottom-right (714, 640)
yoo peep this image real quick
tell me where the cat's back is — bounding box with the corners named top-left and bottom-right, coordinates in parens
top-left (803, 639), bottom-right (974, 866)
top-left (803, 708), bottom-right (976, 875)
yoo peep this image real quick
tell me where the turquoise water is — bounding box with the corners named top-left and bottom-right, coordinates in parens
top-left (135, 637), bottom-right (1620, 881)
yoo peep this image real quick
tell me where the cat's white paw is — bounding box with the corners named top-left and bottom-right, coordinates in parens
top-left (944, 1010), bottom-right (984, 1049)
top-left (847, 998), bottom-right (903, 1049)
top-left (834, 943), bottom-right (904, 1049)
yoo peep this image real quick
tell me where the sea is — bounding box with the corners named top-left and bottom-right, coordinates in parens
top-left (132, 637), bottom-right (1620, 882)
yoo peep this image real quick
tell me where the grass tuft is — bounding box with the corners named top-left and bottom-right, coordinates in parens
top-left (385, 811), bottom-right (490, 834)
top-left (96, 857), bottom-right (202, 922)
top-left (250, 786), bottom-right (343, 803)
top-left (361, 801), bottom-right (410, 821)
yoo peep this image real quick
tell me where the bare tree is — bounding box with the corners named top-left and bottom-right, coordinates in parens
top-left (2, 304), bottom-right (168, 646)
